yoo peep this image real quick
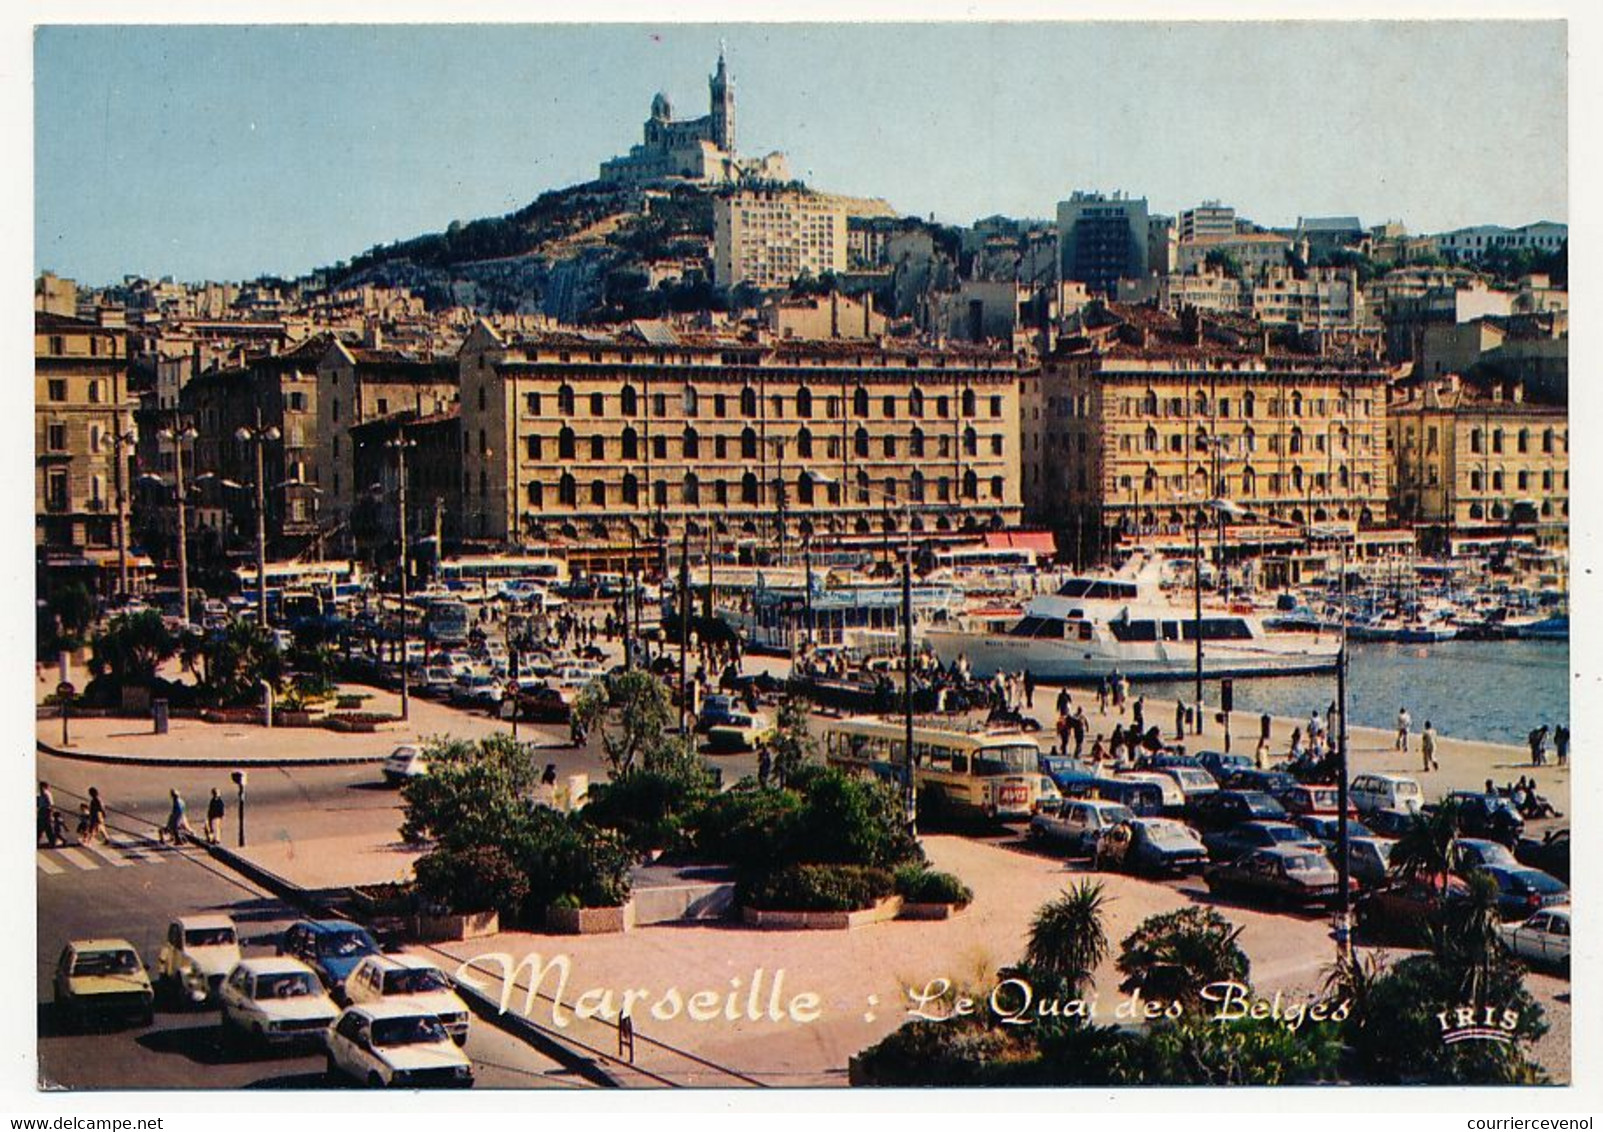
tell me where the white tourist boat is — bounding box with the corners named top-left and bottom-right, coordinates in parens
top-left (923, 557), bottom-right (1340, 682)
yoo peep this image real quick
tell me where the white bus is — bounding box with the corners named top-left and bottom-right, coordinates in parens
top-left (822, 716), bottom-right (1047, 821)
top-left (439, 555), bottom-right (569, 592)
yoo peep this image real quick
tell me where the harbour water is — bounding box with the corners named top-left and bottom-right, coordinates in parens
top-left (1136, 639), bottom-right (1568, 747)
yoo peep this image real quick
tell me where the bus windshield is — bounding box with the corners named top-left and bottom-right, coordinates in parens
top-left (972, 743), bottom-right (1039, 776)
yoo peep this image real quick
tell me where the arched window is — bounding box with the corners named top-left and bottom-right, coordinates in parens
top-left (1542, 428), bottom-right (1554, 453)
top-left (1469, 502), bottom-right (1484, 520)
top-left (910, 427), bottom-right (925, 457)
top-left (910, 470), bottom-right (926, 501)
top-left (963, 427), bottom-right (978, 456)
top-left (1241, 466), bottom-right (1257, 496)
top-left (1492, 470), bottom-right (1504, 491)
top-left (855, 469), bottom-right (870, 503)
top-left (590, 480), bottom-right (606, 506)
top-left (796, 472), bottom-right (814, 506)
top-left (558, 385), bottom-right (575, 416)
top-left (883, 476), bottom-right (897, 502)
top-left (853, 387), bottom-right (869, 417)
top-left (1144, 426), bottom-right (1158, 452)
top-left (910, 388), bottom-right (925, 417)
top-left (1244, 426), bottom-right (1257, 452)
top-left (962, 469), bottom-right (979, 499)
top-left (1291, 391), bottom-right (1304, 417)
top-left (1517, 428), bottom-right (1529, 453)
top-left (683, 473), bottom-right (700, 505)
top-left (558, 473), bottom-right (576, 506)
top-left (883, 435), bottom-right (897, 458)
top-left (621, 427), bottom-right (639, 460)
top-left (1243, 391), bottom-right (1256, 419)
top-left (527, 481), bottom-right (544, 508)
top-left (1289, 428), bottom-right (1303, 454)
top-left (590, 391), bottom-right (604, 416)
top-left (854, 427), bottom-right (870, 458)
top-left (1338, 465), bottom-right (1350, 489)
top-left (590, 436), bottom-right (604, 460)
top-left (741, 428), bottom-right (758, 460)
top-left (622, 474), bottom-right (639, 505)
top-left (1292, 466), bottom-right (1304, 491)
top-left (740, 387), bottom-right (757, 417)
top-left (1194, 391), bottom-right (1208, 415)
top-left (796, 387), bottom-right (813, 418)
top-left (797, 427), bottom-right (813, 458)
top-left (1470, 470), bottom-right (1483, 491)
top-left (1143, 389), bottom-right (1159, 416)
top-left (558, 427), bottom-right (575, 460)
top-left (991, 475), bottom-right (1005, 499)
top-left (1196, 427), bottom-right (1210, 452)
top-left (741, 472), bottom-right (759, 504)
top-left (683, 386), bottom-right (698, 417)
top-left (620, 385), bottom-right (638, 416)
top-left (961, 389), bottom-right (977, 417)
top-left (683, 428), bottom-right (700, 459)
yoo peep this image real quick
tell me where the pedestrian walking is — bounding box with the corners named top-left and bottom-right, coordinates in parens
top-left (1420, 721), bottom-right (1439, 772)
top-left (1132, 696), bottom-right (1144, 735)
top-left (36, 782), bottom-right (59, 848)
top-left (1096, 678), bottom-right (1109, 715)
top-left (159, 789), bottom-right (192, 845)
top-left (1023, 669), bottom-right (1036, 710)
top-left (1056, 712), bottom-right (1071, 757)
top-left (85, 786), bottom-right (109, 844)
top-left (1396, 707), bottom-right (1411, 753)
top-left (1554, 724), bottom-right (1569, 767)
top-left (1528, 725), bottom-right (1549, 767)
top-left (1260, 711), bottom-right (1272, 745)
top-left (1174, 699), bottom-right (1186, 741)
top-left (1254, 735), bottom-right (1270, 769)
top-left (1073, 706), bottom-right (1089, 759)
top-left (1116, 673), bottom-right (1130, 711)
top-left (204, 788), bottom-right (225, 845)
top-left (1056, 687), bottom-right (1071, 718)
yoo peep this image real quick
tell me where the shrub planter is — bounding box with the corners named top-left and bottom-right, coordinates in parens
top-left (276, 710), bottom-right (317, 727)
top-left (324, 712), bottom-right (396, 733)
top-left (544, 902), bottom-right (636, 935)
top-left (336, 694), bottom-right (370, 711)
top-left (200, 707), bottom-right (264, 726)
top-left (412, 909), bottom-right (500, 943)
top-left (898, 901), bottom-right (968, 921)
top-left (741, 896), bottom-right (903, 931)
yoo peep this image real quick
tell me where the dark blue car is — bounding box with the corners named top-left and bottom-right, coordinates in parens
top-left (1202, 820), bottom-right (1319, 863)
top-left (1472, 865), bottom-right (1568, 922)
top-left (278, 920), bottom-right (381, 998)
top-left (1039, 756), bottom-right (1101, 798)
top-left (1188, 790), bottom-right (1288, 832)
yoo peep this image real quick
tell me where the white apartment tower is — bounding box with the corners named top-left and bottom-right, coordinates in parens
top-left (713, 188), bottom-right (849, 290)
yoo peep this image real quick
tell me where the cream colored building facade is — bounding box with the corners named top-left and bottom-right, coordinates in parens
top-left (457, 324), bottom-right (1023, 563)
top-left (713, 189), bottom-right (849, 290)
top-left (1388, 375), bottom-right (1567, 544)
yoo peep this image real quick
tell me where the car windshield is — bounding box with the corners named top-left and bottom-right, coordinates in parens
top-left (73, 949), bottom-right (140, 976)
top-left (383, 968), bottom-right (450, 995)
top-left (185, 928), bottom-right (236, 947)
top-left (1283, 854), bottom-right (1329, 874)
top-left (317, 930), bottom-right (377, 958)
top-left (370, 1014), bottom-right (450, 1047)
top-left (974, 744), bottom-right (1039, 774)
top-left (1143, 821), bottom-right (1195, 845)
top-left (1266, 825), bottom-right (1308, 843)
top-left (1103, 806), bottom-right (1137, 825)
top-left (255, 972), bottom-right (318, 999)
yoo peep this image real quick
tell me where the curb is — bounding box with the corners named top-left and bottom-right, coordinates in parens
top-left (36, 738), bottom-right (386, 769)
top-left (197, 840), bottom-right (621, 1089)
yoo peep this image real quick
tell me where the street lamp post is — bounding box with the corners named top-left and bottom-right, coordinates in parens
top-left (158, 413), bottom-right (199, 625)
top-left (235, 410), bottom-right (281, 629)
top-left (387, 432), bottom-right (417, 723)
top-left (1334, 538), bottom-right (1353, 960)
top-left (109, 419), bottom-right (138, 600)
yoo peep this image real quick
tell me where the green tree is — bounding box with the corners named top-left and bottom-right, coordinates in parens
top-left (1390, 802), bottom-right (1460, 896)
top-left (1116, 906), bottom-right (1249, 1012)
top-left (199, 619), bottom-right (286, 706)
top-left (1022, 881), bottom-right (1110, 997)
top-left (764, 695), bottom-right (816, 787)
top-left (89, 610), bottom-right (179, 686)
top-left (400, 734), bottom-right (539, 849)
top-left (45, 582), bottom-right (97, 650)
top-left (599, 669), bottom-right (675, 777)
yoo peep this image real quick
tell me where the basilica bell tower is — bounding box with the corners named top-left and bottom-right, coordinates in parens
top-left (709, 43), bottom-right (735, 153)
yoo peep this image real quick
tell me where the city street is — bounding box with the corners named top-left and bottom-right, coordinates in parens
top-left (35, 817), bottom-right (589, 1090)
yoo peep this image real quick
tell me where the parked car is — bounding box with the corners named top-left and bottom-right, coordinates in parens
top-left (1294, 814), bottom-right (1375, 848)
top-left (1204, 846), bottom-right (1352, 908)
top-left (1151, 765), bottom-right (1219, 804)
top-left (154, 914), bottom-right (241, 1006)
top-left (1357, 874), bottom-right (1470, 944)
top-left (1496, 906), bottom-right (1570, 974)
top-left (419, 667), bottom-right (456, 698)
top-left (516, 684), bottom-right (573, 723)
top-left (704, 710), bottom-right (774, 754)
top-left (1471, 865), bottom-right (1569, 922)
top-left (1028, 799), bottom-right (1137, 854)
top-left (325, 1003), bottom-right (475, 1088)
top-left (1087, 776), bottom-right (1165, 817)
top-left (219, 956), bottom-right (340, 1049)
top-left (1202, 820), bottom-right (1319, 863)
top-left (1101, 817), bottom-right (1209, 875)
top-left (1115, 771), bottom-right (1186, 812)
top-left (1224, 769), bottom-right (1300, 795)
top-left (278, 921), bottom-right (382, 998)
top-left (1363, 807), bottom-right (1420, 840)
top-left (381, 746), bottom-right (428, 786)
top-left (1349, 773), bottom-right (1425, 816)
top-left (1515, 829), bottom-right (1569, 883)
top-left (1187, 790), bottom-right (1288, 832)
top-left (1197, 750), bottom-right (1255, 782)
top-left (1332, 836), bottom-right (1394, 888)
top-left (53, 939), bottom-right (155, 1029)
top-left (1449, 838), bottom-right (1519, 875)
top-left (1038, 756), bottom-right (1101, 798)
top-left (695, 694), bottom-right (738, 733)
top-left (1275, 784), bottom-right (1359, 819)
top-left (344, 954), bottom-right (471, 1044)
top-left (1432, 793), bottom-right (1525, 847)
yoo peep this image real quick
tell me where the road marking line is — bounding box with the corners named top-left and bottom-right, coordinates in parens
top-left (55, 848), bottom-right (99, 872)
top-left (82, 841), bottom-right (133, 868)
top-left (37, 854), bottom-right (65, 875)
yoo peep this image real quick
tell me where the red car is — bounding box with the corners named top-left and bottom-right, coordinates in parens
top-left (1276, 784), bottom-right (1360, 819)
top-left (1357, 873), bottom-right (1471, 944)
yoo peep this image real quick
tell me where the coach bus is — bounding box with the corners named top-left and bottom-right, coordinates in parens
top-left (822, 716), bottom-right (1047, 821)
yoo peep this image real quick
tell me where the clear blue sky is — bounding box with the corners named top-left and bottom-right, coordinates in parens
top-left (34, 21), bottom-right (1567, 286)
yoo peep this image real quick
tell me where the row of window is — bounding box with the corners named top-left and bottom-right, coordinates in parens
top-left (1466, 426), bottom-right (1567, 455)
top-left (1116, 467), bottom-right (1375, 495)
top-left (1116, 426), bottom-right (1371, 456)
top-left (43, 378), bottom-right (112, 404)
top-left (498, 469), bottom-right (1008, 509)
top-left (502, 425), bottom-right (1007, 462)
top-left (1099, 391), bottom-right (1374, 420)
top-left (493, 384), bottom-right (1006, 421)
top-left (1467, 469), bottom-right (1567, 492)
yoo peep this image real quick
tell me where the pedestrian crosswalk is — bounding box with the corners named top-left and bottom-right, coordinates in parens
top-left (36, 834), bottom-right (188, 877)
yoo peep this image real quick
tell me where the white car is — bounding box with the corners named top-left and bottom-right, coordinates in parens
top-left (1115, 771), bottom-right (1186, 811)
top-left (219, 956), bottom-right (340, 1049)
top-left (1153, 766), bottom-right (1220, 802)
top-left (1350, 773), bottom-right (1424, 816)
top-left (325, 1002), bottom-right (474, 1088)
top-left (381, 746), bottom-right (428, 786)
top-left (344, 953), bottom-right (471, 1044)
top-left (1497, 905), bottom-right (1570, 973)
top-left (1029, 799), bottom-right (1137, 853)
top-left (155, 914), bottom-right (241, 1006)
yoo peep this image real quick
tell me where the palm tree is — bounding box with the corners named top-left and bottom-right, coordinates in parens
top-left (1432, 870), bottom-right (1506, 1004)
top-left (1024, 880), bottom-right (1110, 997)
top-left (88, 611), bottom-right (179, 686)
top-left (1117, 906), bottom-right (1250, 1011)
top-left (1389, 802), bottom-right (1460, 896)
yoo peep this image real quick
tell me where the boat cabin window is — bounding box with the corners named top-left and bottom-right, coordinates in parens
top-left (1009, 616), bottom-right (1064, 639)
top-left (1179, 618), bottom-right (1255, 641)
top-left (1162, 622), bottom-right (1180, 641)
top-left (1056, 579), bottom-right (1139, 600)
top-left (1109, 619), bottom-right (1159, 642)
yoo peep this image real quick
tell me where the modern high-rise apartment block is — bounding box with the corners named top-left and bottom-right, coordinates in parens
top-left (713, 188), bottom-right (849, 290)
top-left (1178, 202), bottom-right (1237, 243)
top-left (1056, 191), bottom-right (1149, 296)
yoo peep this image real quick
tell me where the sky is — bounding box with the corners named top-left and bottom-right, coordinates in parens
top-left (33, 20), bottom-right (1568, 286)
